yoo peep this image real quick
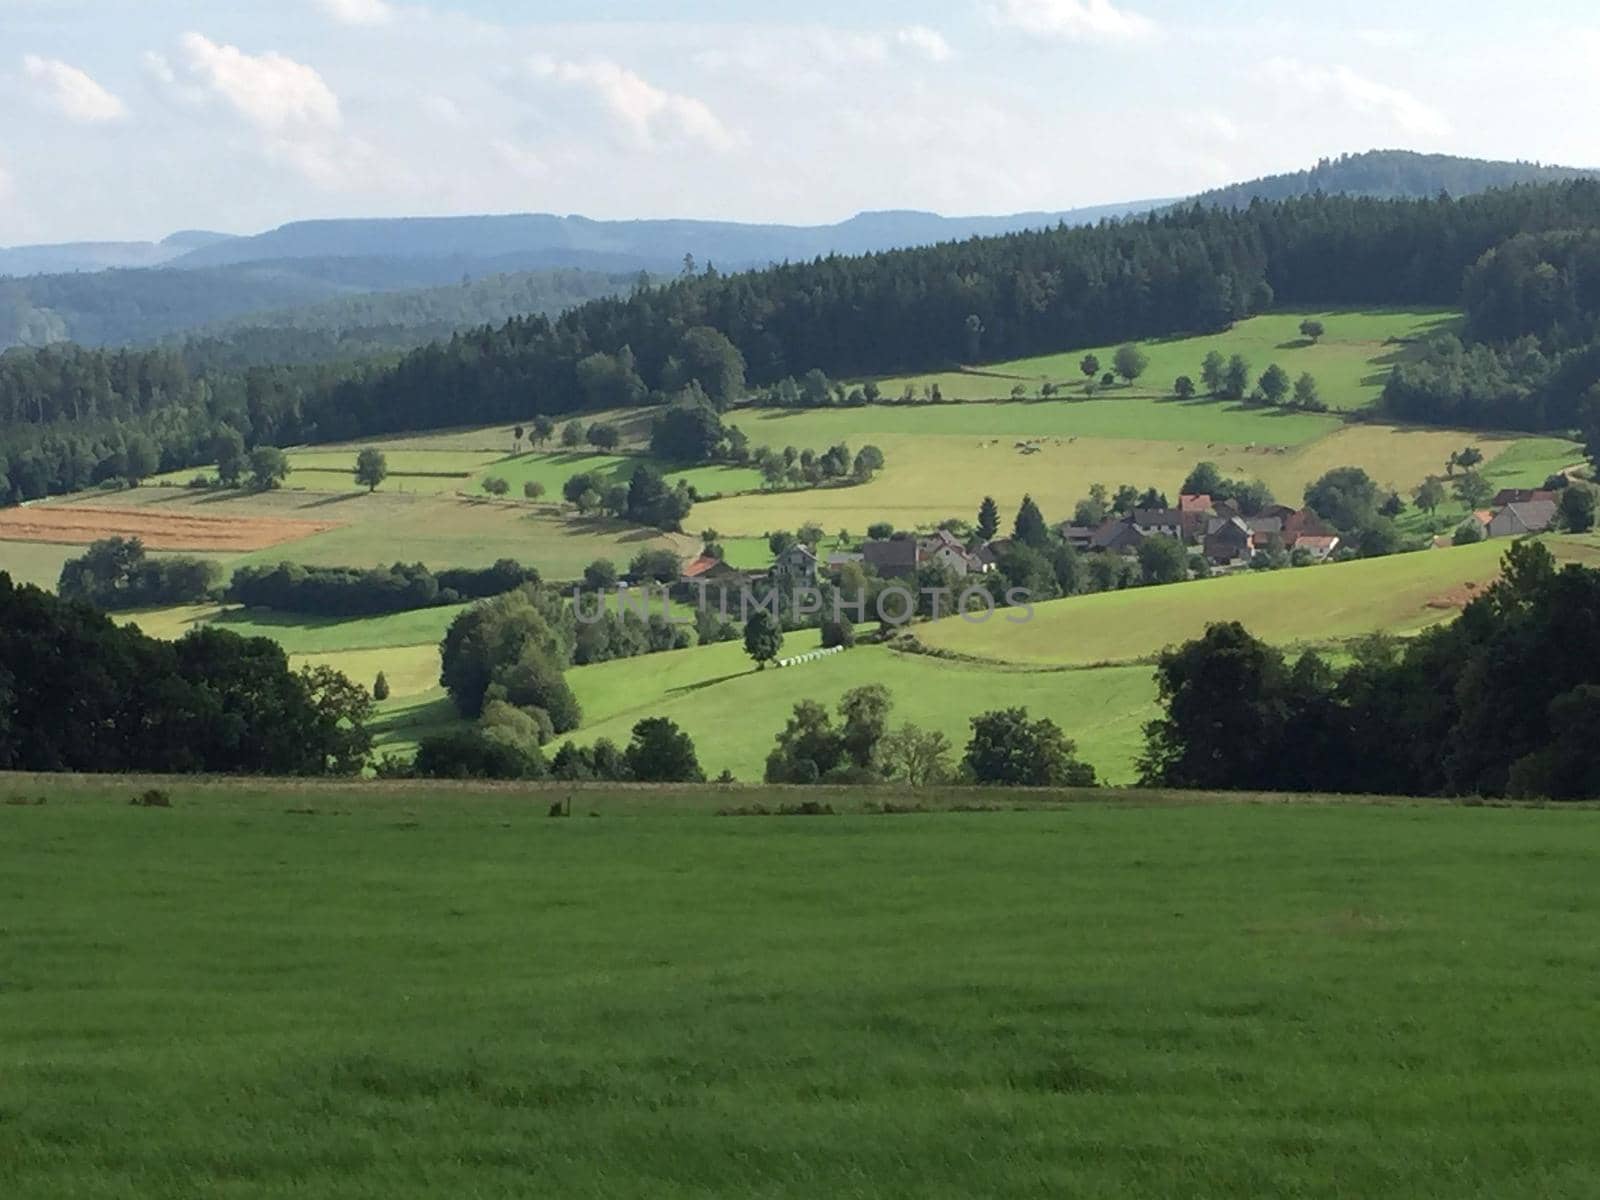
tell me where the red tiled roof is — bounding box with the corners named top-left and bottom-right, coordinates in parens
top-left (681, 554), bottom-right (724, 579)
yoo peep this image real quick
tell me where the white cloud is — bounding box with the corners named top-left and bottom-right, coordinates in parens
top-left (313, 0), bottom-right (395, 26)
top-left (176, 33), bottom-right (341, 132)
top-left (1266, 59), bottom-right (1450, 138)
top-left (987, 0), bottom-right (1156, 42)
top-left (528, 56), bottom-right (736, 152)
top-left (492, 138), bottom-right (546, 180)
top-left (896, 26), bottom-right (955, 63)
top-left (1180, 109), bottom-right (1241, 142)
top-left (22, 54), bottom-right (129, 123)
top-left (152, 33), bottom-right (395, 191)
top-left (421, 93), bottom-right (463, 125)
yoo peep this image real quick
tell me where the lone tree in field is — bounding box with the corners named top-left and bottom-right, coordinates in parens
top-left (1201, 350), bottom-right (1226, 395)
top-left (531, 415), bottom-right (555, 447)
top-left (977, 495), bottom-right (1000, 541)
top-left (1292, 372), bottom-right (1323, 411)
top-left (481, 476), bottom-right (510, 497)
top-left (560, 420), bottom-right (584, 448)
top-left (523, 480), bottom-right (545, 500)
top-left (1258, 363), bottom-right (1291, 406)
top-left (247, 446), bottom-right (290, 491)
top-left (964, 707), bottom-right (1096, 787)
top-left (1299, 318), bottom-right (1326, 343)
top-left (624, 717), bottom-right (705, 782)
top-left (744, 610), bottom-right (783, 670)
top-left (1174, 375), bottom-right (1196, 400)
top-left (372, 671), bottom-right (390, 701)
top-left (212, 425), bottom-right (246, 487)
top-left (1453, 470), bottom-right (1493, 510)
top-left (1221, 354), bottom-right (1252, 402)
top-left (1079, 353), bottom-right (1100, 381)
top-left (354, 447), bottom-right (388, 492)
top-left (586, 422), bottom-right (620, 450)
top-left (1113, 343), bottom-right (1149, 385)
top-left (1414, 476), bottom-right (1447, 515)
top-left (1558, 485), bottom-right (1596, 532)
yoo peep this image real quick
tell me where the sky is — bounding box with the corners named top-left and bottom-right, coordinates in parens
top-left (3, 0), bottom-right (1598, 244)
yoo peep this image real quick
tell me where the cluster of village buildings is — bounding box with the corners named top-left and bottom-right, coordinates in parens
top-left (676, 487), bottom-right (1561, 590)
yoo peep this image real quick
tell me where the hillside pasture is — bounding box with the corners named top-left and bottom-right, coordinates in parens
top-left (917, 535), bottom-right (1600, 667)
top-left (4, 784), bottom-right (1600, 1198)
top-left (869, 309), bottom-right (1459, 409)
top-left (566, 637), bottom-right (1158, 784)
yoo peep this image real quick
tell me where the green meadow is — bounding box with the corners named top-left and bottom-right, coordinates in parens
top-left (567, 636), bottom-right (1159, 783)
top-left (918, 534), bottom-right (1600, 667)
top-left (870, 309), bottom-right (1459, 408)
top-left (4, 782), bottom-right (1599, 1199)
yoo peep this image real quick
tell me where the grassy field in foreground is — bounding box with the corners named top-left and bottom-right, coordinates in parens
top-left (3, 783), bottom-right (1598, 1199)
top-left (919, 535), bottom-right (1600, 666)
top-left (869, 309), bottom-right (1458, 408)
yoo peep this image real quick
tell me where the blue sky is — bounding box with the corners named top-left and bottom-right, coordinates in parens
top-left (2, 0), bottom-right (1596, 243)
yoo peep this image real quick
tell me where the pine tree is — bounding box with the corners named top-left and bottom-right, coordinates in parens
top-left (977, 496), bottom-right (1000, 541)
top-left (1013, 494), bottom-right (1049, 547)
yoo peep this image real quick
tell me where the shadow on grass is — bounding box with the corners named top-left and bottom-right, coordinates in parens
top-left (666, 671), bottom-right (751, 696)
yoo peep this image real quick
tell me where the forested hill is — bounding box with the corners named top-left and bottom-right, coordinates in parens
top-left (0, 258), bottom-right (636, 352)
top-left (1194, 150), bottom-right (1598, 209)
top-left (287, 181), bottom-right (1600, 444)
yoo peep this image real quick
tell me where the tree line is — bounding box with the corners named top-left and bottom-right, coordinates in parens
top-left (0, 572), bottom-right (370, 774)
top-left (1140, 542), bottom-right (1600, 799)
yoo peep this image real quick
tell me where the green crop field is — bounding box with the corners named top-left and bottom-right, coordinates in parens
top-left (4, 781), bottom-right (1599, 1199)
top-left (870, 309), bottom-right (1459, 409)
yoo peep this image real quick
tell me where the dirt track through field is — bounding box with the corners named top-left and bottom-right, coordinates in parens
top-left (0, 506), bottom-right (341, 552)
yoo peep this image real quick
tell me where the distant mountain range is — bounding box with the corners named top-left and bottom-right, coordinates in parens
top-left (3, 150), bottom-right (1595, 353)
top-left (1, 201), bottom-right (1161, 280)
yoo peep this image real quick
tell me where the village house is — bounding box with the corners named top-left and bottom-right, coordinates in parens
top-left (1203, 516), bottom-right (1253, 567)
top-left (860, 537), bottom-right (920, 580)
top-left (770, 543), bottom-right (819, 587)
top-left (920, 528), bottom-right (992, 575)
top-left (1128, 508), bottom-right (1185, 539)
top-left (1293, 534), bottom-right (1341, 561)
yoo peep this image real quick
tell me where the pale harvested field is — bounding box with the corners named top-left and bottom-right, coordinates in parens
top-left (0, 505), bottom-right (341, 552)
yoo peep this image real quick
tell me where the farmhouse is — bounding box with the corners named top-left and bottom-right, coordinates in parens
top-left (681, 554), bottom-right (743, 584)
top-left (1487, 499), bottom-right (1557, 537)
top-left (1492, 488), bottom-right (1557, 507)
